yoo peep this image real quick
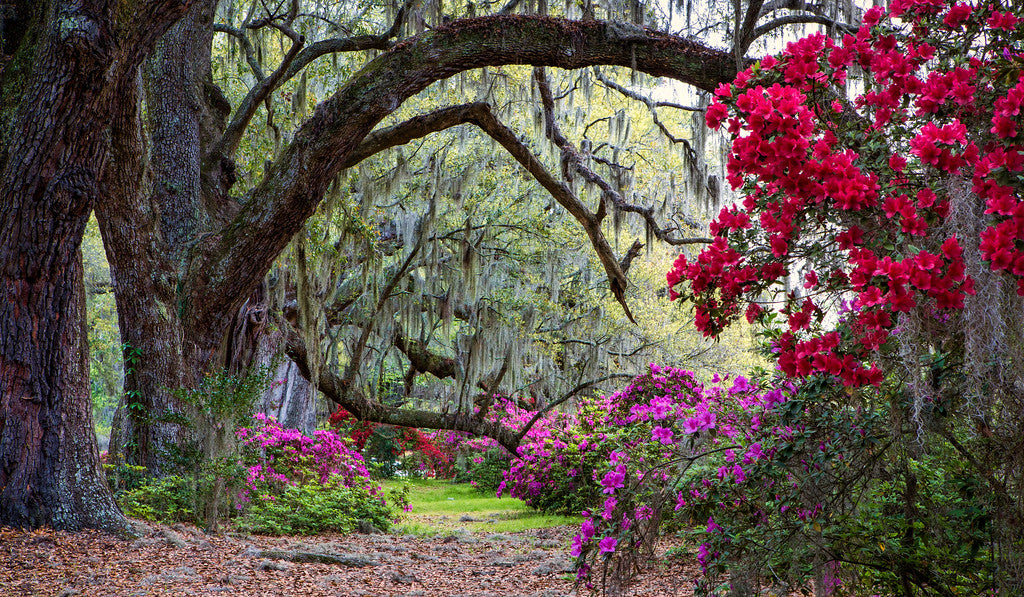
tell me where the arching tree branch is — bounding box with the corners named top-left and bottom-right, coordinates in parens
top-left (285, 338), bottom-right (523, 452)
top-left (185, 16), bottom-right (738, 349)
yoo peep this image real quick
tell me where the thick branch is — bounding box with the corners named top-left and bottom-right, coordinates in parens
top-left (278, 0), bottom-right (415, 82)
top-left (211, 30), bottom-right (305, 158)
top-left (393, 334), bottom-right (458, 379)
top-left (286, 340), bottom-right (522, 452)
top-left (186, 16), bottom-right (737, 345)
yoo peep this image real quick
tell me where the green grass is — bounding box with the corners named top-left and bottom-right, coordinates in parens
top-left (382, 478), bottom-right (579, 535)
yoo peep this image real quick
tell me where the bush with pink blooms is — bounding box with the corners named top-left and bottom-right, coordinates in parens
top-left (500, 378), bottom-right (701, 516)
top-left (562, 366), bottom-right (999, 596)
top-left (234, 414), bottom-right (408, 535)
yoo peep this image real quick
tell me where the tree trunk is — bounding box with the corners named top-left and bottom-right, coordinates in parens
top-left (261, 359), bottom-right (321, 434)
top-left (0, 0), bottom-right (192, 532)
top-left (0, 2), bottom-right (123, 533)
top-left (103, 0), bottom-right (230, 473)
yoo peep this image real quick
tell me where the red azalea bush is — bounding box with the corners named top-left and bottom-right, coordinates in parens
top-left (329, 406), bottom-right (452, 478)
top-left (669, 0), bottom-right (1023, 388)
top-left (329, 397), bottom-right (551, 490)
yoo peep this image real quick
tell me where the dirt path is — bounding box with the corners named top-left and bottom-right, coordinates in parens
top-left (0, 521), bottom-right (699, 596)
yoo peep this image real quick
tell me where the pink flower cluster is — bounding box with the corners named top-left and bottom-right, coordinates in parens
top-left (566, 366), bottom-right (795, 576)
top-left (237, 414), bottom-right (379, 503)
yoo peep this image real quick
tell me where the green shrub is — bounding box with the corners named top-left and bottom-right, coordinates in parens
top-left (119, 475), bottom-right (198, 523)
top-left (234, 476), bottom-right (407, 535)
top-left (115, 458), bottom-right (247, 526)
top-left (454, 448), bottom-right (511, 495)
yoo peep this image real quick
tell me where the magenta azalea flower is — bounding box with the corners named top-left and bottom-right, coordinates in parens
top-left (598, 536), bottom-right (618, 554)
top-left (652, 426), bottom-right (674, 445)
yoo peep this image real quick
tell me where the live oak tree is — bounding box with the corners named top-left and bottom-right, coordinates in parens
top-left (0, 0), bottom-right (859, 532)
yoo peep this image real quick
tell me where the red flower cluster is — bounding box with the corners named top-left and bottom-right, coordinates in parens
top-left (669, 0), bottom-right (1022, 386)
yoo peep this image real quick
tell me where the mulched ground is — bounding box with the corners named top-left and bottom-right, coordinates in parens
top-left (0, 521), bottom-right (701, 596)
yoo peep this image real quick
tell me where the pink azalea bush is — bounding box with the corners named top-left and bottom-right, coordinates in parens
top-left (238, 413), bottom-right (376, 494)
top-left (565, 366), bottom-right (998, 595)
top-left (500, 371), bottom-right (710, 515)
top-left (235, 414), bottom-right (408, 534)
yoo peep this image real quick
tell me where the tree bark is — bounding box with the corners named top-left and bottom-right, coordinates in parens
top-left (0, 0), bottom-right (194, 532)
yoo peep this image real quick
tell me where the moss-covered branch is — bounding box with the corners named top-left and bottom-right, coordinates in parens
top-left (184, 15), bottom-right (737, 349)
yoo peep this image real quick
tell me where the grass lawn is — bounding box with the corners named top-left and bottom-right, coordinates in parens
top-left (382, 478), bottom-right (579, 535)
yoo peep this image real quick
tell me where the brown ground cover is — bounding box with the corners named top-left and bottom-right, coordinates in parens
top-left (0, 522), bottom-right (701, 596)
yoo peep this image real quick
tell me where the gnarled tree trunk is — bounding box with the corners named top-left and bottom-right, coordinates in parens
top-left (0, 0), bottom-right (193, 532)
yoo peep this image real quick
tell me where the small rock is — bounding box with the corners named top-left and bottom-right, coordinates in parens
top-left (130, 537), bottom-right (161, 550)
top-left (226, 575), bottom-right (252, 585)
top-left (158, 529), bottom-right (188, 549)
top-left (531, 557), bottom-right (574, 575)
top-left (458, 515), bottom-right (478, 522)
top-left (389, 571), bottom-right (418, 585)
top-left (357, 519), bottom-right (382, 534)
top-left (241, 546), bottom-right (263, 558)
top-left (171, 523), bottom-right (196, 536)
top-left (256, 559), bottom-right (291, 571)
top-left (513, 550), bottom-right (548, 563)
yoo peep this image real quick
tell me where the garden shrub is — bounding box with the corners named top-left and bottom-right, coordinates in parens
top-left (567, 367), bottom-right (1000, 596)
top-left (113, 456), bottom-right (246, 526)
top-left (330, 406), bottom-right (452, 478)
top-left (234, 414), bottom-right (408, 534)
top-left (454, 447), bottom-right (510, 494)
top-left (118, 474), bottom-right (198, 523)
top-left (234, 476), bottom-right (406, 535)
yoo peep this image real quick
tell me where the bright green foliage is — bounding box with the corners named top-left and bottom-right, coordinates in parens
top-left (117, 459), bottom-right (245, 525)
top-left (386, 478), bottom-right (579, 535)
top-left (119, 475), bottom-right (198, 523)
top-left (234, 478), bottom-right (406, 535)
top-left (83, 215), bottom-right (121, 443)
